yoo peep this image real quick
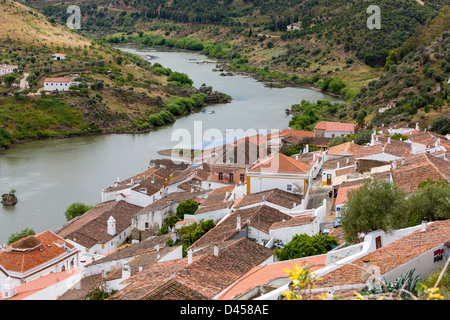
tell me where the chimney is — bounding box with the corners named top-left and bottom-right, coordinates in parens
top-left (362, 258), bottom-right (371, 282)
top-left (107, 216), bottom-right (116, 236)
top-left (387, 137), bottom-right (391, 144)
top-left (187, 249), bottom-right (193, 265)
top-left (236, 215), bottom-right (241, 231)
top-left (421, 218), bottom-right (428, 232)
top-left (401, 157), bottom-right (405, 166)
top-left (214, 245), bottom-right (219, 257)
top-left (392, 160), bottom-right (397, 170)
top-left (122, 264), bottom-right (131, 280)
top-left (155, 244), bottom-right (160, 252)
top-left (416, 122), bottom-right (419, 131)
top-left (1, 277), bottom-right (17, 300)
top-left (337, 162), bottom-right (340, 169)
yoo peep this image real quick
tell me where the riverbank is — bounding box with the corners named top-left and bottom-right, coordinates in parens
top-left (108, 37), bottom-right (350, 101)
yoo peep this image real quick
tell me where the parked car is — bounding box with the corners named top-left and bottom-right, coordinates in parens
top-left (333, 217), bottom-right (342, 228)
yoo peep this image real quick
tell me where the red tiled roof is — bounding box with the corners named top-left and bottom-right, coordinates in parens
top-left (249, 153), bottom-right (311, 174)
top-left (314, 121), bottom-right (355, 132)
top-left (44, 77), bottom-right (71, 83)
top-left (0, 231), bottom-right (76, 275)
top-left (217, 254), bottom-right (327, 300)
top-left (335, 184), bottom-right (364, 205)
top-left (235, 188), bottom-right (303, 210)
top-left (109, 238), bottom-right (273, 300)
top-left (392, 153), bottom-right (450, 193)
top-left (314, 219), bottom-right (450, 293)
top-left (0, 267), bottom-right (81, 300)
top-left (188, 205), bottom-right (292, 251)
top-left (327, 142), bottom-right (363, 156)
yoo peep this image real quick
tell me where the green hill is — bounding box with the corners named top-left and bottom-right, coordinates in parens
top-left (0, 0), bottom-right (227, 149)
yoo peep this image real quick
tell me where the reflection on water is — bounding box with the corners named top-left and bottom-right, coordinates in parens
top-left (0, 46), bottom-right (343, 244)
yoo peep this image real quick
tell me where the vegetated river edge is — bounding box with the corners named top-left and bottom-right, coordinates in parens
top-left (0, 46), bottom-right (343, 244)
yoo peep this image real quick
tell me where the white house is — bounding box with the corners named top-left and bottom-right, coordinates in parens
top-left (0, 230), bottom-right (80, 292)
top-left (44, 77), bottom-right (73, 92)
top-left (55, 200), bottom-right (143, 256)
top-left (0, 64), bottom-right (18, 76)
top-left (131, 191), bottom-right (208, 233)
top-left (52, 53), bottom-right (67, 61)
top-left (314, 121), bottom-right (356, 138)
top-left (256, 219), bottom-right (450, 300)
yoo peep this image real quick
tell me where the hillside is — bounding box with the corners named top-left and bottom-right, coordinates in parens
top-left (353, 7), bottom-right (450, 132)
top-left (12, 0), bottom-right (450, 132)
top-left (0, 0), bottom-right (229, 149)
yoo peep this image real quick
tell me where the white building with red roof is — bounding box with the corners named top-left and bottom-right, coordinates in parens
top-left (0, 230), bottom-right (80, 292)
top-left (52, 53), bottom-right (67, 61)
top-left (314, 121), bottom-right (356, 138)
top-left (44, 77), bottom-right (73, 92)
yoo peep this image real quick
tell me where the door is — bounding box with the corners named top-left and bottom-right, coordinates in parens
top-left (327, 174), bottom-right (332, 185)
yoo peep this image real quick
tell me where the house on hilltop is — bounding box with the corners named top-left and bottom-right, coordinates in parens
top-left (314, 121), bottom-right (355, 138)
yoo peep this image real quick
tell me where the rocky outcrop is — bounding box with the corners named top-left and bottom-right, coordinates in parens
top-left (1, 194), bottom-right (18, 206)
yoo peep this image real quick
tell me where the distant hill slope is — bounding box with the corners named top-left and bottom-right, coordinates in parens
top-left (0, 0), bottom-right (228, 149)
top-left (352, 7), bottom-right (450, 131)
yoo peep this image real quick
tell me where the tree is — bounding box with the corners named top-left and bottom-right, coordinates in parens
top-left (274, 233), bottom-right (338, 261)
top-left (167, 72), bottom-right (193, 86)
top-left (405, 180), bottom-right (450, 226)
top-left (431, 115), bottom-right (450, 135)
top-left (179, 219), bottom-right (215, 255)
top-left (64, 202), bottom-right (93, 221)
top-left (4, 75), bottom-right (16, 87)
top-left (175, 199), bottom-right (199, 219)
top-left (7, 228), bottom-right (35, 245)
top-left (341, 179), bottom-right (408, 243)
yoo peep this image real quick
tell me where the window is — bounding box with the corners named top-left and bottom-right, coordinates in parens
top-left (287, 184), bottom-right (292, 191)
top-left (240, 174), bottom-right (245, 182)
top-left (218, 172), bottom-right (223, 181)
top-left (145, 222), bottom-right (149, 229)
top-left (229, 173), bottom-right (234, 183)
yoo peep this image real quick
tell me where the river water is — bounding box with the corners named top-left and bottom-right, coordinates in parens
top-left (0, 46), bottom-right (342, 244)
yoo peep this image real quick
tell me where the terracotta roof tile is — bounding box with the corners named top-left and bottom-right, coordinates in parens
top-left (217, 254), bottom-right (327, 300)
top-left (328, 142), bottom-right (363, 156)
top-left (0, 231), bottom-right (77, 275)
top-left (249, 153), bottom-right (311, 174)
top-left (314, 121), bottom-right (355, 132)
top-left (56, 201), bottom-right (143, 248)
top-left (235, 188), bottom-right (303, 210)
top-left (314, 219), bottom-right (450, 291)
top-left (188, 205), bottom-right (292, 251)
top-left (109, 238), bottom-right (273, 300)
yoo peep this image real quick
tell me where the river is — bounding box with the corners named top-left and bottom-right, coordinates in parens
top-left (0, 46), bottom-right (343, 244)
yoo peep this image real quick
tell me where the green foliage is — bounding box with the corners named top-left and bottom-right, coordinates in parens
top-left (7, 228), bottom-right (36, 245)
top-left (280, 144), bottom-right (320, 157)
top-left (404, 180), bottom-right (450, 226)
top-left (175, 199), bottom-right (199, 219)
top-left (86, 287), bottom-right (118, 300)
top-left (341, 179), bottom-right (450, 243)
top-left (150, 62), bottom-right (172, 76)
top-left (359, 269), bottom-right (420, 300)
top-left (431, 115), bottom-right (450, 135)
top-left (64, 202), bottom-right (93, 221)
top-left (167, 71), bottom-right (193, 86)
top-left (288, 100), bottom-right (345, 131)
top-left (179, 219), bottom-right (216, 256)
top-left (274, 233), bottom-right (338, 261)
top-left (341, 179), bottom-right (408, 243)
top-left (148, 113), bottom-right (165, 126)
